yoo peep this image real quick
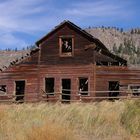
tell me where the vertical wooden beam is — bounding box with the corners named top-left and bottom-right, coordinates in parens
top-left (93, 62), bottom-right (96, 96)
top-left (93, 50), bottom-right (96, 97)
top-left (37, 44), bottom-right (41, 101)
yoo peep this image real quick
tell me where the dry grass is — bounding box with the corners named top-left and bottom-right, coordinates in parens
top-left (0, 99), bottom-right (140, 140)
top-left (27, 121), bottom-right (77, 140)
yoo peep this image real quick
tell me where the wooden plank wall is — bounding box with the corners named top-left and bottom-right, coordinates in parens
top-left (0, 52), bottom-right (39, 101)
top-left (39, 64), bottom-right (95, 100)
top-left (40, 24), bottom-right (94, 65)
top-left (37, 24), bottom-right (96, 100)
top-left (0, 23), bottom-right (140, 102)
top-left (0, 24), bottom-right (97, 101)
top-left (96, 66), bottom-right (140, 96)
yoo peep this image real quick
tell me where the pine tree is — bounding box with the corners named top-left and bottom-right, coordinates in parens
top-left (113, 43), bottom-right (117, 53)
top-left (117, 27), bottom-right (119, 31)
top-left (137, 47), bottom-right (140, 57)
top-left (101, 25), bottom-right (104, 28)
top-left (131, 29), bottom-right (134, 34)
top-left (120, 28), bottom-right (123, 33)
top-left (134, 29), bottom-right (137, 34)
top-left (118, 43), bottom-right (123, 54)
top-left (15, 48), bottom-right (17, 52)
top-left (88, 26), bottom-right (91, 29)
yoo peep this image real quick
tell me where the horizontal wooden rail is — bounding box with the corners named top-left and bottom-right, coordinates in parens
top-left (62, 89), bottom-right (140, 93)
top-left (0, 89), bottom-right (140, 103)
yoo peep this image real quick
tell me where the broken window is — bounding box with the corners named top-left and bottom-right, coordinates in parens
top-left (0, 85), bottom-right (7, 94)
top-left (45, 78), bottom-right (54, 95)
top-left (79, 77), bottom-right (88, 95)
top-left (59, 37), bottom-right (73, 56)
top-left (109, 81), bottom-right (119, 98)
top-left (129, 85), bottom-right (140, 96)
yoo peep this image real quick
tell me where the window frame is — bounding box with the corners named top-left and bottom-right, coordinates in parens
top-left (128, 84), bottom-right (140, 96)
top-left (78, 77), bottom-right (89, 96)
top-left (14, 80), bottom-right (26, 96)
top-left (0, 85), bottom-right (7, 95)
top-left (59, 35), bottom-right (74, 57)
top-left (45, 77), bottom-right (55, 96)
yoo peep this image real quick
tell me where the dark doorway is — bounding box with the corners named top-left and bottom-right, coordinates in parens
top-left (15, 81), bottom-right (25, 102)
top-left (62, 79), bottom-right (71, 102)
top-left (45, 78), bottom-right (54, 95)
top-left (109, 81), bottom-right (119, 99)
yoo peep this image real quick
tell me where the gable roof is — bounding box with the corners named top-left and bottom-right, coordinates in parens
top-left (36, 20), bottom-right (109, 52)
top-left (35, 20), bottom-right (127, 65)
top-left (0, 21), bottom-right (127, 72)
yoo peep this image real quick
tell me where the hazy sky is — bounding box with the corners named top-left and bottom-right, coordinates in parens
top-left (0, 0), bottom-right (139, 50)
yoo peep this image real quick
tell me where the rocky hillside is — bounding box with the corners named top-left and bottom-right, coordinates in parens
top-left (85, 27), bottom-right (140, 65)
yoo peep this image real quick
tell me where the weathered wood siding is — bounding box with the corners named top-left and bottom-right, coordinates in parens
top-left (40, 24), bottom-right (94, 65)
top-left (0, 53), bottom-right (39, 101)
top-left (38, 24), bottom-right (96, 100)
top-left (96, 66), bottom-right (140, 96)
top-left (0, 22), bottom-right (140, 102)
top-left (0, 24), bottom-right (96, 101)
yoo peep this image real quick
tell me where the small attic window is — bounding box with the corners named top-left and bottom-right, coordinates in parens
top-left (59, 36), bottom-right (74, 56)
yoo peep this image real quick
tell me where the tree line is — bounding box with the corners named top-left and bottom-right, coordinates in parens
top-left (0, 45), bottom-right (36, 52)
top-left (112, 39), bottom-right (140, 65)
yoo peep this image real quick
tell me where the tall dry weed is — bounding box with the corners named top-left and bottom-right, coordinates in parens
top-left (27, 120), bottom-right (77, 140)
top-left (121, 99), bottom-right (140, 136)
top-left (0, 100), bottom-right (139, 140)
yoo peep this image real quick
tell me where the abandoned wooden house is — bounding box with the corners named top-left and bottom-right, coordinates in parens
top-left (0, 20), bottom-right (140, 102)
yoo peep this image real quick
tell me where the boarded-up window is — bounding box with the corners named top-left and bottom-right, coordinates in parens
top-left (79, 78), bottom-right (88, 95)
top-left (45, 78), bottom-right (54, 95)
top-left (59, 37), bottom-right (73, 56)
top-left (0, 85), bottom-right (7, 94)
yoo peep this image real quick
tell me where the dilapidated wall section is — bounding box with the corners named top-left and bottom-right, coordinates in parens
top-left (0, 22), bottom-right (98, 101)
top-left (38, 23), bottom-right (97, 101)
top-left (96, 66), bottom-right (140, 97)
top-left (0, 52), bottom-right (39, 101)
top-left (0, 21), bottom-right (139, 102)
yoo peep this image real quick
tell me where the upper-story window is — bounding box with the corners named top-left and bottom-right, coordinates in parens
top-left (59, 36), bottom-right (74, 57)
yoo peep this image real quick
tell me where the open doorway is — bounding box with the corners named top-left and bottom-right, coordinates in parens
top-left (45, 78), bottom-right (54, 96)
top-left (15, 81), bottom-right (25, 102)
top-left (109, 81), bottom-right (119, 98)
top-left (62, 79), bottom-right (71, 102)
